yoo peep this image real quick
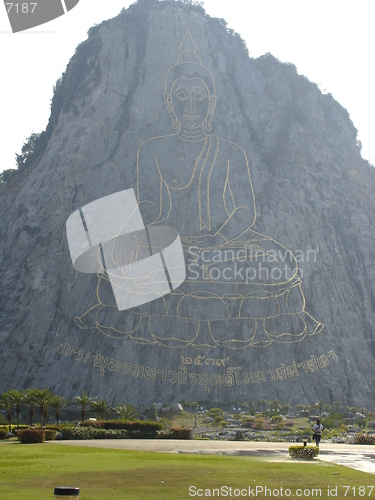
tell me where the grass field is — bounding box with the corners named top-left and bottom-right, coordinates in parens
top-left (0, 441), bottom-right (374, 499)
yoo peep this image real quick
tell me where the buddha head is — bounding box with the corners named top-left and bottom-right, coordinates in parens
top-left (163, 31), bottom-right (216, 132)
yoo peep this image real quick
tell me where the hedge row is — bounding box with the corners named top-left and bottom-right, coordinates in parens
top-left (79, 419), bottom-right (162, 438)
top-left (158, 427), bottom-right (191, 440)
top-left (17, 429), bottom-right (57, 443)
top-left (45, 425), bottom-right (61, 431)
top-left (17, 430), bottom-right (45, 443)
top-left (289, 446), bottom-right (319, 460)
top-left (0, 428), bottom-right (7, 440)
top-left (61, 426), bottom-right (128, 440)
top-left (0, 425), bottom-right (29, 431)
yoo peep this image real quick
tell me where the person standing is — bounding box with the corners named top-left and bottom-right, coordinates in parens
top-left (312, 419), bottom-right (324, 446)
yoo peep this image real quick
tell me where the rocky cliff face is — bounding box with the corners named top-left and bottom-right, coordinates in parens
top-left (1, 0), bottom-right (374, 406)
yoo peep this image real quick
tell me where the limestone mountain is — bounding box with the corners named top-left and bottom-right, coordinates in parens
top-left (1, 0), bottom-right (374, 406)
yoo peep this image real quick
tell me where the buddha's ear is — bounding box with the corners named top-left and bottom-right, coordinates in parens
top-left (163, 91), bottom-right (174, 113)
top-left (208, 95), bottom-right (217, 116)
top-left (163, 91), bottom-right (178, 130)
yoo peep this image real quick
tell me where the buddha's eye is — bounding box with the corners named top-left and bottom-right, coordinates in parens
top-left (193, 93), bottom-right (205, 102)
top-left (176, 92), bottom-right (188, 101)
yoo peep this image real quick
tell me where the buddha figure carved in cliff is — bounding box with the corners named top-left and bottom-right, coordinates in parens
top-left (74, 31), bottom-right (323, 350)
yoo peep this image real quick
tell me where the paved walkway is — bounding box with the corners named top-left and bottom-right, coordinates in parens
top-left (50, 440), bottom-right (375, 475)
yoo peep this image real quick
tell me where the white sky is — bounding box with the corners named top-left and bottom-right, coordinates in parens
top-left (1, 0), bottom-right (374, 174)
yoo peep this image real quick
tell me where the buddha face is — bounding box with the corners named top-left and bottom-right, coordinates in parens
top-left (165, 77), bottom-right (216, 131)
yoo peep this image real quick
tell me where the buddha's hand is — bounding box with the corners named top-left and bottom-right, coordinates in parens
top-left (180, 234), bottom-right (227, 249)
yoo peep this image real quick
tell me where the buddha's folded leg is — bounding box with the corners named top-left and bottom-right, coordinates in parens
top-left (149, 315), bottom-right (200, 348)
top-left (210, 318), bottom-right (257, 349)
top-left (264, 313), bottom-right (307, 343)
top-left (299, 311), bottom-right (324, 336)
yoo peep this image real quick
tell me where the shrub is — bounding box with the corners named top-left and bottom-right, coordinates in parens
top-left (45, 425), bottom-right (61, 431)
top-left (242, 418), bottom-right (255, 429)
top-left (289, 446), bottom-right (319, 460)
top-left (61, 426), bottom-right (128, 440)
top-left (207, 408), bottom-right (223, 418)
top-left (158, 427), bottom-right (191, 440)
top-left (254, 416), bottom-right (265, 430)
top-left (61, 427), bottom-right (89, 440)
top-left (79, 419), bottom-right (162, 438)
top-left (0, 424), bottom-right (29, 431)
top-left (356, 434), bottom-right (374, 445)
top-left (356, 418), bottom-right (367, 428)
top-left (44, 430), bottom-right (57, 441)
top-left (0, 428), bottom-right (7, 440)
top-left (17, 430), bottom-right (45, 444)
top-left (271, 415), bottom-right (283, 424)
top-left (322, 412), bottom-right (344, 429)
top-left (92, 429), bottom-right (128, 440)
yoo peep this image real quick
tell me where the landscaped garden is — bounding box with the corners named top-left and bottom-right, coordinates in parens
top-left (1, 390), bottom-right (374, 444)
top-left (1, 391), bottom-right (375, 499)
top-left (1, 440), bottom-right (375, 500)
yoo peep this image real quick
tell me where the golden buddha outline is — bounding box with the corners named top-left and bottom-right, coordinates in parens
top-left (74, 31), bottom-right (324, 350)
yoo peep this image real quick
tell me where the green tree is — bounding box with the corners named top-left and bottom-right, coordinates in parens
top-left (180, 400), bottom-right (198, 412)
top-left (258, 399), bottom-right (268, 413)
top-left (279, 403), bottom-right (292, 416)
top-left (2, 389), bottom-right (26, 429)
top-left (50, 396), bottom-right (66, 426)
top-left (143, 406), bottom-right (158, 421)
top-left (74, 390), bottom-right (94, 421)
top-left (315, 401), bottom-right (331, 417)
top-left (242, 401), bottom-right (256, 415)
top-left (0, 394), bottom-right (14, 432)
top-left (181, 0), bottom-right (204, 7)
top-left (315, 401), bottom-right (323, 416)
top-left (0, 168), bottom-right (17, 183)
top-left (15, 131), bottom-right (46, 172)
top-left (29, 402), bottom-right (35, 426)
top-left (90, 399), bottom-right (111, 420)
top-left (295, 403), bottom-right (311, 414)
top-left (28, 388), bottom-right (53, 428)
top-left (114, 403), bottom-right (139, 420)
top-left (332, 401), bottom-right (343, 414)
top-left (269, 400), bottom-right (282, 414)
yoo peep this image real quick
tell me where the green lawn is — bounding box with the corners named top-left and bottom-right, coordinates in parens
top-left (0, 441), bottom-right (374, 499)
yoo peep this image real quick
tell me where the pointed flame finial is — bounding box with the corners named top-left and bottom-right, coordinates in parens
top-left (180, 30), bottom-right (197, 53)
top-left (177, 30), bottom-right (202, 64)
